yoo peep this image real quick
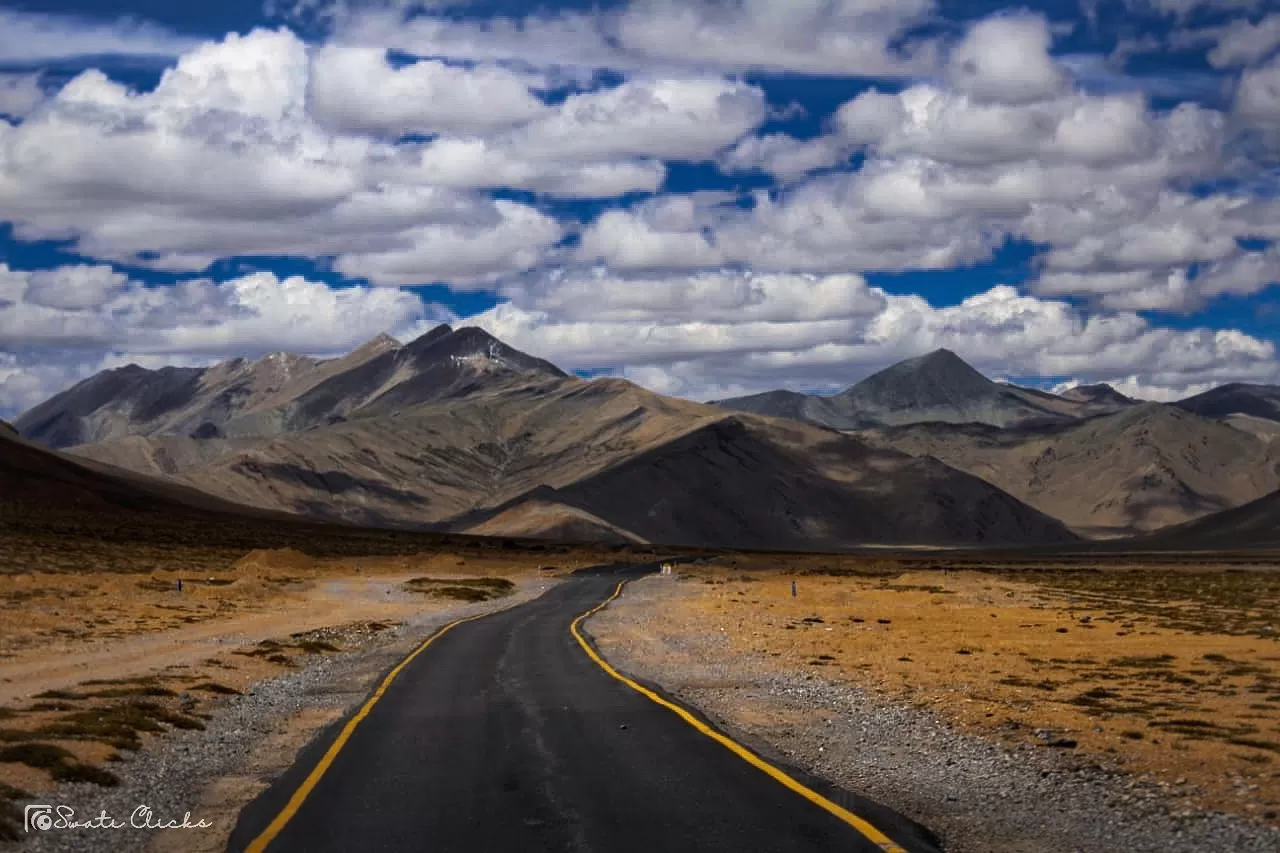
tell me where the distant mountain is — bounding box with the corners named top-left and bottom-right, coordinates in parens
top-left (1175, 383), bottom-right (1280, 423)
top-left (455, 415), bottom-right (1078, 550)
top-left (1060, 383), bottom-right (1137, 408)
top-left (22, 332), bottom-right (1078, 550)
top-left (715, 349), bottom-right (1135, 430)
top-left (0, 411), bottom-right (605, 574)
top-left (14, 332), bottom-right (401, 448)
top-left (0, 415), bottom-right (286, 530)
top-left (13, 325), bottom-right (573, 449)
top-left (1144, 488), bottom-right (1280, 549)
top-left (863, 403), bottom-right (1280, 537)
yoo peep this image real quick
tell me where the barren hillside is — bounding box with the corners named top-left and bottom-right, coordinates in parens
top-left (716, 349), bottom-right (1134, 430)
top-left (1145, 488), bottom-right (1280, 549)
top-left (863, 404), bottom-right (1280, 537)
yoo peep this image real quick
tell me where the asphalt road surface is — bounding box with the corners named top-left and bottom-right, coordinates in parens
top-left (228, 564), bottom-right (942, 853)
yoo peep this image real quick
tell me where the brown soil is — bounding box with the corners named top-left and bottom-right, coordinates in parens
top-left (617, 561), bottom-right (1279, 825)
top-left (0, 548), bottom-right (590, 706)
top-left (0, 546), bottom-right (604, 838)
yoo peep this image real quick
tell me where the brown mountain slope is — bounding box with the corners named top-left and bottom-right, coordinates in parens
top-left (71, 374), bottom-right (723, 527)
top-left (1175, 383), bottom-right (1280, 424)
top-left (716, 350), bottom-right (1136, 430)
top-left (463, 501), bottom-right (648, 545)
top-left (69, 372), bottom-right (1078, 549)
top-left (0, 415), bottom-right (630, 577)
top-left (474, 416), bottom-right (1077, 549)
top-left (1143, 489), bottom-right (1280, 549)
top-left (0, 418), bottom-right (272, 520)
top-left (862, 404), bottom-right (1280, 537)
top-left (12, 334), bottom-right (402, 448)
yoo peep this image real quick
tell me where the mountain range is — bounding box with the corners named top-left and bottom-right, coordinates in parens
top-left (713, 349), bottom-right (1138, 431)
top-left (11, 328), bottom-right (1280, 550)
top-left (10, 326), bottom-right (1076, 550)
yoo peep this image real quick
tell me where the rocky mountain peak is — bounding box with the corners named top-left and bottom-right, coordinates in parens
top-left (842, 348), bottom-right (995, 408)
top-left (354, 332), bottom-right (402, 355)
top-left (1060, 383), bottom-right (1136, 405)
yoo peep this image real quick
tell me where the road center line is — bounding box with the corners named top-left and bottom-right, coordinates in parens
top-left (570, 580), bottom-right (910, 853)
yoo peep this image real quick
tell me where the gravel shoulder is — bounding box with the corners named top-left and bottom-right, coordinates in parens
top-left (1, 576), bottom-right (559, 853)
top-left (586, 575), bottom-right (1280, 853)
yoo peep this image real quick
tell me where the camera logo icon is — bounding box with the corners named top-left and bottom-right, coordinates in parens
top-left (24, 805), bottom-right (54, 832)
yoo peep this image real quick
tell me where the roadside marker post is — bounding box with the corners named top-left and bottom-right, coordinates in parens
top-left (791, 580), bottom-right (797, 597)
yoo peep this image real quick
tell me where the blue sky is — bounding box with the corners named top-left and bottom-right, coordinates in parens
top-left (1, 0), bottom-right (1279, 415)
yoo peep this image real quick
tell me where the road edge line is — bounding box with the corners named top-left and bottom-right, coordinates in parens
top-left (243, 606), bottom-right (501, 852)
top-left (570, 580), bottom-right (910, 853)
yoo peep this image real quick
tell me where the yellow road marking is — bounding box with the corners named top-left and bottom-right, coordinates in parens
top-left (244, 609), bottom-right (497, 853)
top-left (571, 580), bottom-right (910, 853)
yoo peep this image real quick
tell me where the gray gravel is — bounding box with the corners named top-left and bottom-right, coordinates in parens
top-left (589, 576), bottom-right (1280, 853)
top-left (2, 577), bottom-right (558, 853)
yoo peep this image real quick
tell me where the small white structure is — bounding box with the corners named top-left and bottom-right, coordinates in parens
top-left (660, 562), bottom-right (673, 576)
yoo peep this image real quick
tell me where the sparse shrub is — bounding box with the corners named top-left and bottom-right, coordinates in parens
top-left (190, 682), bottom-right (241, 695)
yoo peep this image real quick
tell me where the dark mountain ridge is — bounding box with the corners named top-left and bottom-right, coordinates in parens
top-left (715, 349), bottom-right (1136, 430)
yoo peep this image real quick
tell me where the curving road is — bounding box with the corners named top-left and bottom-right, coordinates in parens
top-left (227, 564), bottom-right (942, 853)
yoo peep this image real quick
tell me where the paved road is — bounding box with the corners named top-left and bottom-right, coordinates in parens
top-left (228, 564), bottom-right (942, 853)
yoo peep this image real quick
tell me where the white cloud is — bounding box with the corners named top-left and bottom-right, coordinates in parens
top-left (0, 263), bottom-right (436, 355)
top-left (0, 26), bottom-right (775, 285)
top-left (2, 6), bottom-right (1279, 413)
top-left (20, 265), bottom-right (129, 311)
top-left (0, 263), bottom-right (458, 416)
top-left (468, 272), bottom-right (1280, 400)
top-left (947, 14), bottom-right (1068, 105)
top-left (720, 133), bottom-right (848, 181)
top-left (576, 203), bottom-right (724, 269)
top-left (0, 28), bottom-right (589, 282)
top-left (611, 0), bottom-right (940, 77)
top-left (402, 137), bottom-right (666, 196)
top-left (334, 0), bottom-right (942, 78)
top-left (308, 46), bottom-right (550, 137)
top-left (1204, 13), bottom-right (1280, 67)
top-left (511, 77), bottom-right (766, 163)
top-left (0, 74), bottom-right (45, 120)
top-left (579, 66), bottom-right (1272, 315)
top-left (1131, 0), bottom-right (1262, 17)
top-left (332, 200), bottom-right (564, 287)
top-left (1235, 55), bottom-right (1280, 135)
top-left (0, 9), bottom-right (196, 63)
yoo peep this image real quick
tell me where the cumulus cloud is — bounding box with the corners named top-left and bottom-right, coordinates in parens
top-left (0, 74), bottom-right (45, 120)
top-left (0, 262), bottom-right (456, 416)
top-left (1235, 55), bottom-right (1280, 137)
top-left (511, 77), bottom-right (766, 163)
top-left (720, 133), bottom-right (849, 181)
top-left (0, 8), bottom-right (196, 63)
top-left (308, 46), bottom-right (550, 137)
top-left (0, 263), bottom-right (435, 355)
top-left (578, 50), bottom-right (1280, 314)
top-left (610, 0), bottom-right (940, 77)
top-left (2, 4), bottom-right (1280, 409)
top-left (1203, 13), bottom-right (1280, 67)
top-left (467, 270), bottom-right (1279, 399)
top-left (334, 0), bottom-right (942, 78)
top-left (2, 28), bottom-right (743, 282)
top-left (947, 14), bottom-right (1069, 105)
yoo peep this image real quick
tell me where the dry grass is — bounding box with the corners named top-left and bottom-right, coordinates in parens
top-left (402, 576), bottom-right (516, 602)
top-left (651, 557), bottom-right (1280, 824)
top-left (0, 523), bottom-right (615, 825)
